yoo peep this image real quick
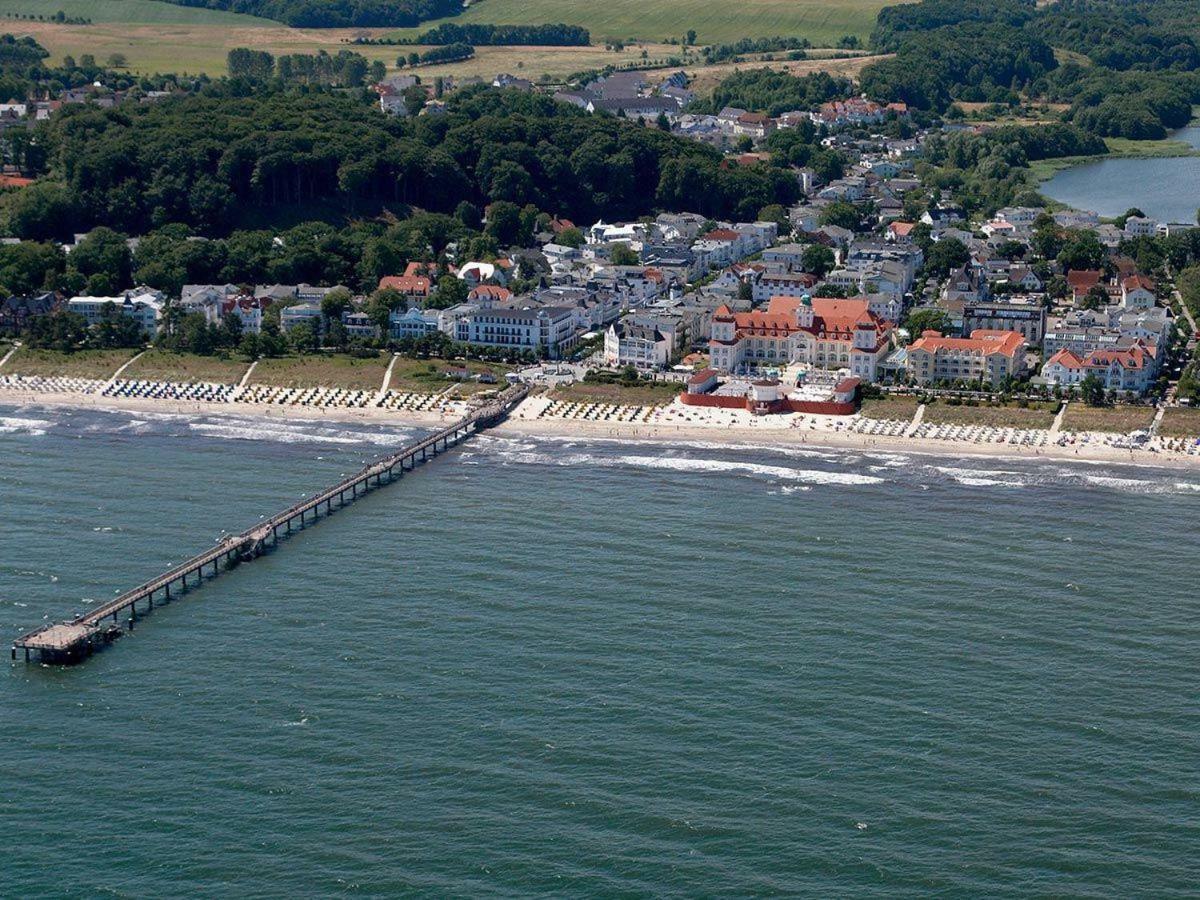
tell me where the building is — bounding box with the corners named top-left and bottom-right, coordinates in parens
top-left (1120, 275), bottom-right (1156, 309)
top-left (67, 291), bottom-right (163, 335)
top-left (1067, 269), bottom-right (1104, 304)
top-left (379, 263), bottom-right (432, 300)
top-left (454, 306), bottom-right (579, 358)
top-left (388, 306), bottom-right (441, 340)
top-left (603, 321), bottom-right (671, 369)
top-left (962, 297), bottom-right (1046, 344)
top-left (279, 303), bottom-right (324, 333)
top-left (752, 273), bottom-right (818, 303)
top-left (0, 292), bottom-right (57, 334)
top-left (708, 294), bottom-right (892, 381)
top-left (220, 296), bottom-right (265, 334)
top-left (180, 284), bottom-right (240, 323)
top-left (906, 329), bottom-right (1026, 387)
top-left (1042, 340), bottom-right (1158, 395)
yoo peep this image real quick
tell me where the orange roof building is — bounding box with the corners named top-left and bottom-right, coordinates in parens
top-left (708, 294), bottom-right (892, 382)
top-left (906, 329), bottom-right (1027, 386)
top-left (1043, 339), bottom-right (1158, 395)
top-left (379, 262), bottom-right (432, 298)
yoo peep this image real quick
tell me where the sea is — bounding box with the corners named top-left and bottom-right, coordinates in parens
top-left (2, 402), bottom-right (1199, 896)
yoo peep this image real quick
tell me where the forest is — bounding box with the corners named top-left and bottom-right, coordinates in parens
top-left (157, 0), bottom-right (462, 28)
top-left (412, 24), bottom-right (591, 47)
top-left (863, 0), bottom-right (1200, 138)
top-left (694, 70), bottom-right (854, 118)
top-left (4, 86), bottom-right (804, 241)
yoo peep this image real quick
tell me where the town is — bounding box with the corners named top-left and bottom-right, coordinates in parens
top-left (0, 4), bottom-right (1199, 465)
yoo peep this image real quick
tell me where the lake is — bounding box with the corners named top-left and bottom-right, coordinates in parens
top-left (1040, 123), bottom-right (1200, 223)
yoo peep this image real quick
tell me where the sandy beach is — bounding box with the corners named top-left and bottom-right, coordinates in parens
top-left (3, 385), bottom-right (1199, 471)
top-left (0, 388), bottom-right (455, 427)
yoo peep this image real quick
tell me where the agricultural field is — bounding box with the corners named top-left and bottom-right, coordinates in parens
top-left (1061, 404), bottom-right (1157, 434)
top-left (124, 350), bottom-right (252, 385)
top-left (679, 50), bottom-right (882, 93)
top-left (1159, 408), bottom-right (1200, 439)
top-left (552, 379), bottom-right (681, 406)
top-left (3, 347), bottom-right (137, 379)
top-left (0, 0), bottom-right (272, 25)
top-left (858, 394), bottom-right (919, 421)
top-left (381, 0), bottom-right (896, 46)
top-left (250, 353), bottom-right (390, 390)
top-left (921, 401), bottom-right (1059, 429)
top-left (0, 0), bottom-right (899, 77)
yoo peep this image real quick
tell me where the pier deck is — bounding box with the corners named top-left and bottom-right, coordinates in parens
top-left (13, 384), bottom-right (527, 664)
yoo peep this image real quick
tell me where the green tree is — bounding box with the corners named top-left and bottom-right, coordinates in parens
top-left (1079, 373), bottom-right (1106, 406)
top-left (610, 244), bottom-right (639, 266)
top-left (426, 274), bottom-right (468, 310)
top-left (1058, 230), bottom-right (1106, 272)
top-left (819, 200), bottom-right (859, 231)
top-left (402, 84), bottom-right (426, 116)
top-left (904, 307), bottom-right (952, 338)
top-left (557, 227), bottom-right (584, 248)
top-left (320, 287), bottom-right (353, 323)
top-left (1081, 284), bottom-right (1110, 310)
top-left (801, 244), bottom-right (835, 277)
top-left (70, 227), bottom-right (132, 291)
top-left (288, 321), bottom-right (317, 353)
top-left (485, 201), bottom-right (525, 246)
top-left (925, 238), bottom-right (969, 277)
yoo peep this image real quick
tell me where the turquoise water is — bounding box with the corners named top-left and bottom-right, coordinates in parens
top-left (3, 403), bottom-right (1200, 896)
top-left (1041, 123), bottom-right (1200, 222)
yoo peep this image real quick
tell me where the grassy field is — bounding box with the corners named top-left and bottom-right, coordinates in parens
top-left (3, 347), bottom-right (136, 379)
top-left (381, 0), bottom-right (895, 46)
top-left (0, 0), bottom-right (898, 76)
top-left (552, 379), bottom-right (681, 406)
top-left (1159, 408), bottom-right (1200, 439)
top-left (858, 394), bottom-right (919, 421)
top-left (922, 401), bottom-right (1059, 429)
top-left (387, 356), bottom-right (512, 393)
top-left (5, 19), bottom-right (691, 78)
top-left (1061, 404), bottom-right (1156, 434)
top-left (0, 0), bottom-right (272, 25)
top-left (125, 350), bottom-right (252, 384)
top-left (251, 353), bottom-right (390, 390)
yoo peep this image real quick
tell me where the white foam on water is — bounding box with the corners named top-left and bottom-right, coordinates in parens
top-left (485, 442), bottom-right (884, 486)
top-left (0, 415), bottom-right (52, 436)
top-left (614, 454), bottom-right (885, 485)
top-left (952, 476), bottom-right (1026, 488)
top-left (931, 465), bottom-right (1028, 487)
top-left (188, 419), bottom-right (411, 447)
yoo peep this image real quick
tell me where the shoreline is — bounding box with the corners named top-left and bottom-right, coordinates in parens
top-left (0, 389), bottom-right (454, 427)
top-left (4, 388), bottom-right (1198, 472)
top-left (494, 416), bottom-right (1200, 472)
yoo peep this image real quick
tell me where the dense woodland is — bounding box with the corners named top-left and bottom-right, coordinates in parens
top-left (412, 24), bottom-right (590, 47)
top-left (862, 0), bottom-right (1200, 138)
top-left (4, 87), bottom-right (804, 241)
top-left (159, 0), bottom-right (461, 28)
top-left (695, 70), bottom-right (855, 118)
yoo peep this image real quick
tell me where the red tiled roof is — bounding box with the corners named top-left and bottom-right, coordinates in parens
top-left (469, 285), bottom-right (512, 301)
top-left (909, 329), bottom-right (1025, 359)
top-left (379, 274), bottom-right (431, 295)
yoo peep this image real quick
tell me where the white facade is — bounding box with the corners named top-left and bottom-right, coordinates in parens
top-left (67, 292), bottom-right (163, 335)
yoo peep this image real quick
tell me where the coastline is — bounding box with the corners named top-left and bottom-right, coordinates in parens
top-left (0, 389), bottom-right (454, 427)
top-left (4, 387), bottom-right (1198, 472)
top-left (495, 414), bottom-right (1200, 471)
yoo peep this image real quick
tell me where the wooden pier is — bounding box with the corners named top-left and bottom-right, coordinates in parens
top-left (12, 384), bottom-right (527, 664)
